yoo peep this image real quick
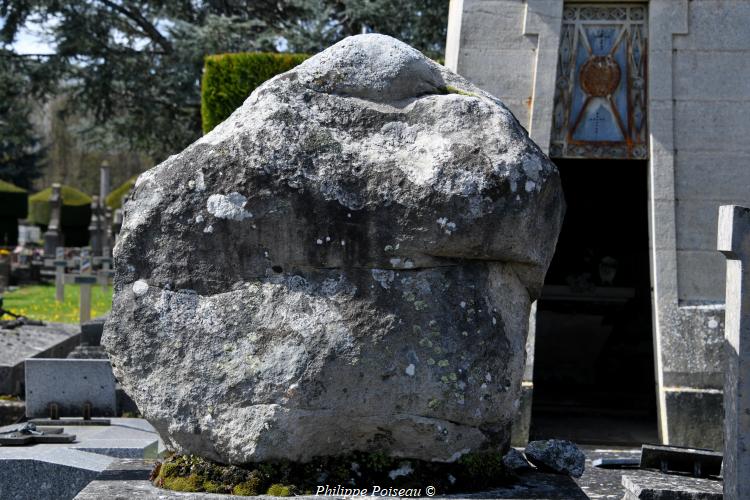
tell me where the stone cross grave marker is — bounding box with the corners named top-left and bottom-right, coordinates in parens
top-left (717, 204), bottom-right (750, 499)
top-left (43, 183), bottom-right (62, 256)
top-left (95, 256), bottom-right (113, 292)
top-left (88, 195), bottom-right (103, 257)
top-left (54, 246), bottom-right (65, 302)
top-left (76, 247), bottom-right (96, 323)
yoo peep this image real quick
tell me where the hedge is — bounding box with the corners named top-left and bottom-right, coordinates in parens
top-left (201, 52), bottom-right (309, 134)
top-left (106, 176), bottom-right (137, 210)
top-left (0, 179), bottom-right (28, 219)
top-left (28, 185), bottom-right (92, 228)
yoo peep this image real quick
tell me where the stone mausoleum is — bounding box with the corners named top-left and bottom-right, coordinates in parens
top-left (446, 0), bottom-right (750, 449)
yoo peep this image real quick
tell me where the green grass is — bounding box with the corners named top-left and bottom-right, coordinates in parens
top-left (1, 283), bottom-right (113, 323)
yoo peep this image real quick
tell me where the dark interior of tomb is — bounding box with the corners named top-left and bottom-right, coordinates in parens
top-left (530, 158), bottom-right (659, 445)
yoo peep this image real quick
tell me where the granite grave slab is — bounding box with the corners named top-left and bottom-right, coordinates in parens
top-left (0, 418), bottom-right (162, 500)
top-left (25, 358), bottom-right (117, 418)
top-left (0, 322), bottom-right (80, 394)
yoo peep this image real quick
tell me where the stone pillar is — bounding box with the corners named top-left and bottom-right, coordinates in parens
top-left (112, 208), bottom-right (123, 246)
top-left (43, 183), bottom-right (63, 256)
top-left (99, 160), bottom-right (110, 205)
top-left (88, 196), bottom-right (102, 257)
top-left (103, 207), bottom-right (113, 258)
top-left (717, 205), bottom-right (750, 499)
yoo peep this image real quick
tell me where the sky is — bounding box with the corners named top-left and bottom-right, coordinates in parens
top-left (7, 18), bottom-right (55, 55)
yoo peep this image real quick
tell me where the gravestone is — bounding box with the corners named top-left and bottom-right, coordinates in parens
top-left (717, 204), bottom-right (750, 499)
top-left (54, 246), bottom-right (66, 302)
top-left (76, 247), bottom-right (96, 323)
top-left (24, 359), bottom-right (117, 418)
top-left (68, 316), bottom-right (108, 359)
top-left (104, 34), bottom-right (565, 464)
top-left (88, 196), bottom-right (103, 257)
top-left (43, 183), bottom-right (63, 256)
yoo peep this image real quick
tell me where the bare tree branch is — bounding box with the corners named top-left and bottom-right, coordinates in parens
top-left (97, 0), bottom-right (173, 53)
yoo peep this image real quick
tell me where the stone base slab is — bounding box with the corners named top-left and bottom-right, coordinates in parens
top-left (622, 472), bottom-right (722, 499)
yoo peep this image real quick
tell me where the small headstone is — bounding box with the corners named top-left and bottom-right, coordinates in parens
top-left (24, 359), bottom-right (117, 418)
top-left (524, 439), bottom-right (586, 478)
top-left (718, 204), bottom-right (750, 499)
top-left (81, 317), bottom-right (106, 346)
top-left (68, 316), bottom-right (108, 359)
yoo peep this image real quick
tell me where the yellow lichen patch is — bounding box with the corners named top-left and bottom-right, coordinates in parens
top-left (232, 477), bottom-right (261, 496)
top-left (266, 484), bottom-right (292, 497)
top-left (162, 474), bottom-right (200, 492)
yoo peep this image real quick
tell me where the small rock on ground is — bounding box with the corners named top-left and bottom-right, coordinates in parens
top-left (525, 439), bottom-right (585, 478)
top-left (502, 448), bottom-right (533, 471)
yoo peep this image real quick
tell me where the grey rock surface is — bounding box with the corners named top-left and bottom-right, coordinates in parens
top-left (104, 33), bottom-right (564, 464)
top-left (525, 440), bottom-right (585, 478)
top-left (502, 448), bottom-right (532, 471)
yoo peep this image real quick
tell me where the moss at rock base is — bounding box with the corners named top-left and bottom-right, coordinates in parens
top-left (154, 451), bottom-right (513, 496)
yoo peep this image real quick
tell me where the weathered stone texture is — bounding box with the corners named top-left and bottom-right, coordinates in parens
top-left (524, 440), bottom-right (585, 478)
top-left (104, 34), bottom-right (563, 464)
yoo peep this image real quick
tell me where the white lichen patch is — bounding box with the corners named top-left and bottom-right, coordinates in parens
top-left (371, 269), bottom-right (395, 289)
top-left (388, 463), bottom-right (414, 480)
top-left (207, 192), bottom-right (253, 221)
top-left (195, 169), bottom-right (206, 191)
top-left (132, 280), bottom-right (149, 296)
top-left (405, 364), bottom-right (416, 376)
top-left (437, 217), bottom-right (457, 235)
top-left (708, 317), bottom-right (719, 329)
top-left (448, 449), bottom-right (471, 462)
top-left (204, 225), bottom-right (214, 234)
top-left (195, 215), bottom-right (204, 224)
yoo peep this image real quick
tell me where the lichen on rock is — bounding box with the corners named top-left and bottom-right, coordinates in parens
top-left (152, 452), bottom-right (512, 496)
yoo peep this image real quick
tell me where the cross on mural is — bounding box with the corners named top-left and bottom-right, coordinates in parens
top-left (550, 4), bottom-right (648, 160)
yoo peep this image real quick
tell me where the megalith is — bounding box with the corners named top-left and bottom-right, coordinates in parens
top-left (103, 34), bottom-right (565, 464)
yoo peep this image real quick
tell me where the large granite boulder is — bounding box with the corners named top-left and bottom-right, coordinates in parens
top-left (103, 33), bottom-right (564, 465)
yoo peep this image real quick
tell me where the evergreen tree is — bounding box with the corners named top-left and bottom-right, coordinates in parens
top-left (0, 1), bottom-right (448, 165)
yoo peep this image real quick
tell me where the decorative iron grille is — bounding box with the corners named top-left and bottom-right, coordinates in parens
top-left (550, 4), bottom-right (648, 159)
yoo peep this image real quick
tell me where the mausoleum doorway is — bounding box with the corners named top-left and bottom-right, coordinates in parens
top-left (531, 159), bottom-right (657, 445)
